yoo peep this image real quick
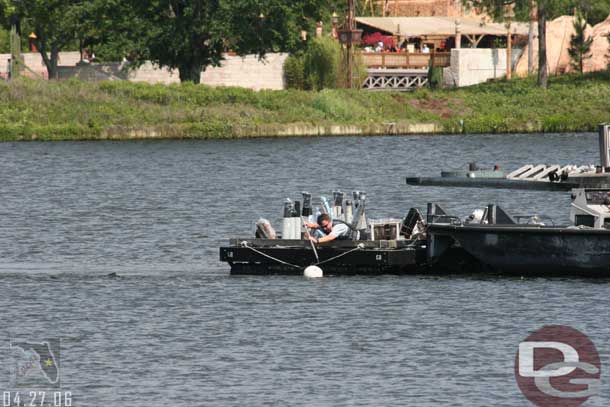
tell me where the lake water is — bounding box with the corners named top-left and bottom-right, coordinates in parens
top-left (1, 133), bottom-right (609, 406)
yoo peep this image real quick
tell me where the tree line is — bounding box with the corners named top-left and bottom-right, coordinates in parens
top-left (0, 1), bottom-right (609, 87)
top-left (0, 0), bottom-right (345, 83)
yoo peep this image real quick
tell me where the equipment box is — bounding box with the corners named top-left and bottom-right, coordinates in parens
top-left (369, 219), bottom-right (402, 241)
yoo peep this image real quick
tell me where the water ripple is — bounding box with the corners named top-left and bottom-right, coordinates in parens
top-left (0, 134), bottom-right (608, 406)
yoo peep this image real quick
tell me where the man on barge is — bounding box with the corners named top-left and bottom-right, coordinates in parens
top-left (305, 214), bottom-right (355, 244)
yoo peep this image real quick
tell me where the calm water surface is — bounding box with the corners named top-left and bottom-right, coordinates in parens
top-left (1, 133), bottom-right (609, 406)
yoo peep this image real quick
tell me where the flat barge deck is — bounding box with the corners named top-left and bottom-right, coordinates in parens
top-left (220, 238), bottom-right (426, 275)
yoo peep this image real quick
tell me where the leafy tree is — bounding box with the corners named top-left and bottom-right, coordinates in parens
top-left (1, 0), bottom-right (343, 83)
top-left (1, 1), bottom-right (88, 79)
top-left (0, 0), bottom-right (14, 19)
top-left (128, 0), bottom-right (330, 83)
top-left (72, 1), bottom-right (146, 62)
top-left (568, 10), bottom-right (593, 74)
top-left (0, 0), bottom-right (139, 77)
top-left (39, 1), bottom-right (142, 62)
top-left (0, 1), bottom-right (25, 54)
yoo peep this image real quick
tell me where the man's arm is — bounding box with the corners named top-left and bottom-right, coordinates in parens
top-left (304, 222), bottom-right (321, 242)
top-left (316, 223), bottom-right (349, 244)
top-left (316, 233), bottom-right (337, 244)
top-left (304, 230), bottom-right (337, 243)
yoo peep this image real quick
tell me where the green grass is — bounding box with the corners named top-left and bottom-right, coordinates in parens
top-left (1, 72), bottom-right (610, 141)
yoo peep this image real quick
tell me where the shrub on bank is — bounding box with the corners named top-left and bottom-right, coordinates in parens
top-left (283, 53), bottom-right (305, 90)
top-left (303, 37), bottom-right (341, 90)
top-left (284, 38), bottom-right (367, 90)
top-left (427, 65), bottom-right (443, 89)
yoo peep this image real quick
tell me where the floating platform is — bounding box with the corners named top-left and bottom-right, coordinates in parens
top-left (220, 238), bottom-right (426, 275)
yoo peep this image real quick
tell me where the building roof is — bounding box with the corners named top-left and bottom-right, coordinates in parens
top-left (355, 16), bottom-right (529, 37)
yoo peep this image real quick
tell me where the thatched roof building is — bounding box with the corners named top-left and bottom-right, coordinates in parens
top-left (356, 16), bottom-right (529, 49)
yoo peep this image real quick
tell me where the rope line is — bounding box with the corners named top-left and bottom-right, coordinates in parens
top-left (240, 242), bottom-right (302, 269)
top-left (314, 244), bottom-right (364, 266)
top-left (240, 241), bottom-right (365, 269)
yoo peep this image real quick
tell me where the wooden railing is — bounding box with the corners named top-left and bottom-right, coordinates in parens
top-left (361, 52), bottom-right (450, 69)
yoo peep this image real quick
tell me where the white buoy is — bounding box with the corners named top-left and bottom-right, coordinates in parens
top-left (304, 265), bottom-right (323, 278)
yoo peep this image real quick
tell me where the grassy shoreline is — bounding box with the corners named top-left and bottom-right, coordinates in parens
top-left (1, 73), bottom-right (609, 141)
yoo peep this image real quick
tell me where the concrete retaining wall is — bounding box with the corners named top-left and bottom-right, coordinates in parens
top-left (97, 122), bottom-right (444, 140)
top-left (56, 53), bottom-right (288, 90)
top-left (202, 53), bottom-right (287, 90)
top-left (443, 48), bottom-right (508, 87)
top-left (1, 51), bottom-right (287, 90)
top-left (55, 61), bottom-right (181, 83)
top-left (128, 62), bottom-right (181, 84)
top-left (0, 51), bottom-right (80, 79)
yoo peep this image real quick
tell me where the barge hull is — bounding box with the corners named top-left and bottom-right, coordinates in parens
top-left (428, 224), bottom-right (610, 276)
top-left (220, 239), bottom-right (425, 275)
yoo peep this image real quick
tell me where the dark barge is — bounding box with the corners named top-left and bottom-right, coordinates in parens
top-left (424, 193), bottom-right (610, 276)
top-left (220, 238), bottom-right (426, 275)
top-left (427, 222), bottom-right (610, 276)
